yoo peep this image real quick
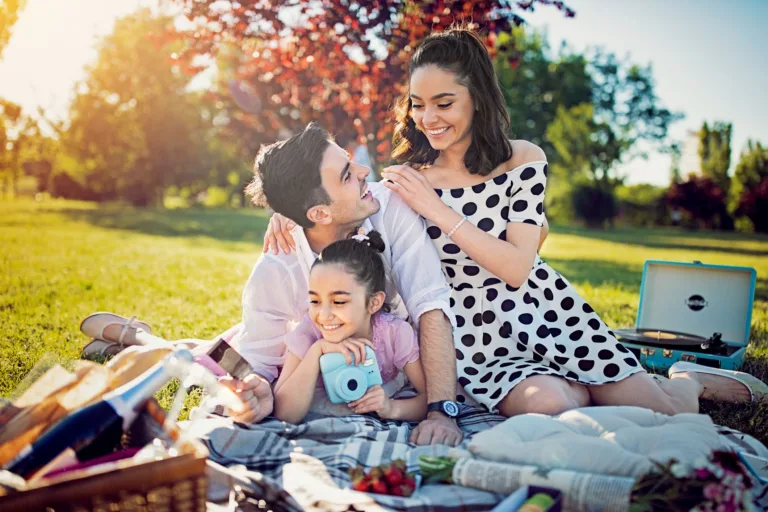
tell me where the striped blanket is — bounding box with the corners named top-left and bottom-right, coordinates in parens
top-left (183, 405), bottom-right (768, 512)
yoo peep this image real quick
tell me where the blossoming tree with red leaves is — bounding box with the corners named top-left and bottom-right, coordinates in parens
top-left (169, 0), bottom-right (574, 168)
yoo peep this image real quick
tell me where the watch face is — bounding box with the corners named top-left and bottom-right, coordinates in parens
top-left (442, 401), bottom-right (459, 417)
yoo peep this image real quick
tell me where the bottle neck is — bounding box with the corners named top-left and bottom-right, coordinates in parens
top-left (103, 349), bottom-right (193, 429)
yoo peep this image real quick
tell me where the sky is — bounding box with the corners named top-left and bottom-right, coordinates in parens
top-left (0, 0), bottom-right (766, 186)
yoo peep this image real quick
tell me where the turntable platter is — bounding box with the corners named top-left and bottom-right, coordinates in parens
top-left (614, 328), bottom-right (708, 347)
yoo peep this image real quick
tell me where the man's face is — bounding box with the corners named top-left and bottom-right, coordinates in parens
top-left (318, 142), bottom-right (380, 226)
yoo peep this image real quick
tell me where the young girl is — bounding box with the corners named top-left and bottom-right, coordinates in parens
top-left (273, 231), bottom-right (427, 424)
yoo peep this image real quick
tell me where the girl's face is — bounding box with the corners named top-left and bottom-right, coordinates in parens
top-left (308, 264), bottom-right (382, 343)
top-left (409, 65), bottom-right (474, 152)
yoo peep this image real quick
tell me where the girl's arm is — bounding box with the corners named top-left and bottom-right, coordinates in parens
top-left (273, 346), bottom-right (323, 424)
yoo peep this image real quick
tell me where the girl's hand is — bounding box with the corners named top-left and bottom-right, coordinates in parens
top-left (263, 213), bottom-right (297, 254)
top-left (316, 338), bottom-right (374, 366)
top-left (381, 164), bottom-right (449, 223)
top-left (348, 385), bottom-right (392, 417)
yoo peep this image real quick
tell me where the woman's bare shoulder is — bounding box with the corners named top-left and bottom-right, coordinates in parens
top-left (507, 140), bottom-right (547, 168)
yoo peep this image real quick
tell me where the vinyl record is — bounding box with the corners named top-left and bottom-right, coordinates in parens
top-left (614, 328), bottom-right (708, 347)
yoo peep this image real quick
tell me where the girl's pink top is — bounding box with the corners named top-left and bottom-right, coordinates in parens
top-left (284, 312), bottom-right (420, 384)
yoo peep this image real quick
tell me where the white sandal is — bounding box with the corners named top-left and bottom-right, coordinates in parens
top-left (668, 361), bottom-right (768, 402)
top-left (79, 313), bottom-right (152, 345)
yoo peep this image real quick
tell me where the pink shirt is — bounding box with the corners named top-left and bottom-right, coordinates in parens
top-left (284, 312), bottom-right (420, 385)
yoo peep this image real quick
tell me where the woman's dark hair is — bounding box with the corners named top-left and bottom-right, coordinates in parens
top-left (312, 230), bottom-right (391, 313)
top-left (391, 26), bottom-right (513, 176)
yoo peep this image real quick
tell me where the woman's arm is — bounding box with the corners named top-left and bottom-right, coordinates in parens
top-left (382, 162), bottom-right (545, 289)
top-left (273, 347), bottom-right (322, 424)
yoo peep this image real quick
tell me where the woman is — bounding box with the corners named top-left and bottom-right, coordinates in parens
top-left (378, 26), bottom-right (757, 416)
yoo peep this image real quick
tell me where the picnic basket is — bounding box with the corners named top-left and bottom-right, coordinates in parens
top-left (0, 434), bottom-right (209, 512)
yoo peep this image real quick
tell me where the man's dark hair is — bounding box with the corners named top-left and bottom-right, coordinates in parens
top-left (391, 26), bottom-right (513, 176)
top-left (245, 122), bottom-right (332, 228)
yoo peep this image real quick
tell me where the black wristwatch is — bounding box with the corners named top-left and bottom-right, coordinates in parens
top-left (427, 400), bottom-right (460, 418)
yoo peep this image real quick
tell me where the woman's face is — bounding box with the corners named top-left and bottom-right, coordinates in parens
top-left (409, 65), bottom-right (474, 152)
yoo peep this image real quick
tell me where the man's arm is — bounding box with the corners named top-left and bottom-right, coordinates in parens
top-left (377, 187), bottom-right (462, 446)
top-left (223, 256), bottom-right (299, 423)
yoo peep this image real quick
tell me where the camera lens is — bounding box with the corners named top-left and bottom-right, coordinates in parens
top-left (346, 380), bottom-right (359, 391)
top-left (335, 368), bottom-right (366, 402)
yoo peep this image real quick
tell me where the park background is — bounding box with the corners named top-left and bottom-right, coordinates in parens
top-left (1, 0), bottom-right (767, 442)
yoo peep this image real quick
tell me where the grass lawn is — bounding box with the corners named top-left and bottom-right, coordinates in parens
top-left (2, 199), bottom-right (767, 442)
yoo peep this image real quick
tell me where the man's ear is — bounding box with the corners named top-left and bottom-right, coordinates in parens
top-left (307, 204), bottom-right (332, 226)
top-left (367, 292), bottom-right (386, 315)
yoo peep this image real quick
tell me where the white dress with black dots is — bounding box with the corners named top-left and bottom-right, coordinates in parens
top-left (426, 161), bottom-right (644, 412)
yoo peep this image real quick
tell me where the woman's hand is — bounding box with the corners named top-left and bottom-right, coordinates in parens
top-left (348, 385), bottom-right (392, 417)
top-left (315, 338), bottom-right (374, 366)
top-left (381, 164), bottom-right (449, 224)
top-left (263, 213), bottom-right (297, 254)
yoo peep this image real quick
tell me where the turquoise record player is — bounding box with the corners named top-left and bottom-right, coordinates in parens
top-left (615, 260), bottom-right (757, 372)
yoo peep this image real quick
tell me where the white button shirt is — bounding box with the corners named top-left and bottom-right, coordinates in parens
top-left (231, 182), bottom-right (455, 382)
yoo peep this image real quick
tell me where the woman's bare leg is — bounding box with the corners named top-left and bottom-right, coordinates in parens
top-left (588, 372), bottom-right (700, 415)
top-left (496, 375), bottom-right (591, 417)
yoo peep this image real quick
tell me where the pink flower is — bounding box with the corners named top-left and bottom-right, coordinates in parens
top-left (696, 467), bottom-right (713, 479)
top-left (703, 483), bottom-right (722, 501)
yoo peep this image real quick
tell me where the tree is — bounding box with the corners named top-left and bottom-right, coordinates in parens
top-left (62, 8), bottom-right (212, 206)
top-left (730, 140), bottom-right (768, 232)
top-left (0, 99), bottom-right (39, 197)
top-left (666, 174), bottom-right (727, 230)
top-left (172, 0), bottom-right (575, 168)
top-left (0, 0), bottom-right (26, 58)
top-left (698, 121), bottom-right (732, 196)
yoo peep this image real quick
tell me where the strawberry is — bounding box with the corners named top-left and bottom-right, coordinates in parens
top-left (391, 459), bottom-right (407, 472)
top-left (370, 478), bottom-right (388, 495)
top-left (368, 466), bottom-right (384, 480)
top-left (403, 473), bottom-right (416, 489)
top-left (352, 478), bottom-right (370, 492)
top-left (384, 465), bottom-right (404, 486)
top-left (349, 466), bottom-right (365, 481)
top-left (399, 483), bottom-right (414, 497)
top-left (389, 485), bottom-right (404, 497)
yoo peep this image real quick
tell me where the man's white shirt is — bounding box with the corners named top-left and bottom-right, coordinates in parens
top-left (231, 182), bottom-right (455, 382)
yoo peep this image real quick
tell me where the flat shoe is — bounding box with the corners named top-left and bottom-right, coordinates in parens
top-left (81, 339), bottom-right (125, 361)
top-left (80, 313), bottom-right (152, 344)
top-left (668, 361), bottom-right (768, 402)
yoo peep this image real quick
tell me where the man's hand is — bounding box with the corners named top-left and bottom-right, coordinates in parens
top-left (409, 412), bottom-right (462, 446)
top-left (218, 373), bottom-right (274, 424)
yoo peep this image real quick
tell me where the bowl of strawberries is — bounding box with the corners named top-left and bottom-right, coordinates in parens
top-left (349, 459), bottom-right (419, 497)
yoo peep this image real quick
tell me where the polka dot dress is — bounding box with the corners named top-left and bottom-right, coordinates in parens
top-left (426, 161), bottom-right (644, 412)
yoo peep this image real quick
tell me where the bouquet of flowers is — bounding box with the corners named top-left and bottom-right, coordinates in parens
top-left (630, 450), bottom-right (757, 512)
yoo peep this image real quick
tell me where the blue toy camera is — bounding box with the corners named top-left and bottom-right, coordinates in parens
top-left (319, 346), bottom-right (383, 404)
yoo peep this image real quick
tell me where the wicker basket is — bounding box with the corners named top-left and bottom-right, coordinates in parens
top-left (0, 438), bottom-right (208, 512)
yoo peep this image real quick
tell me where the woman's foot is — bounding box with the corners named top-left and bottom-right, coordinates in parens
top-left (80, 313), bottom-right (152, 346)
top-left (668, 362), bottom-right (766, 403)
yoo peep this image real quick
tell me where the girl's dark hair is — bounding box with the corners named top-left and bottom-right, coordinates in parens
top-left (391, 26), bottom-right (513, 176)
top-left (313, 230), bottom-right (391, 313)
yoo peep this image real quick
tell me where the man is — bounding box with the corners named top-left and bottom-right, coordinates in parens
top-left (224, 122), bottom-right (463, 446)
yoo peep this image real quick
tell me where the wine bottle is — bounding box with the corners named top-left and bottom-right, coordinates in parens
top-left (4, 349), bottom-right (193, 479)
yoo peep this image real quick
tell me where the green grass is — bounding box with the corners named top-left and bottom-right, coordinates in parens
top-left (1, 199), bottom-right (767, 441)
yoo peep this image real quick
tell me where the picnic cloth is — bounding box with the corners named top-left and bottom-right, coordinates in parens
top-left (467, 405), bottom-right (768, 478)
top-left (182, 404), bottom-right (768, 512)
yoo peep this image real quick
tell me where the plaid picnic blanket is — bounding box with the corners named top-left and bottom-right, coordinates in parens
top-left (183, 404), bottom-right (768, 512)
top-left (187, 405), bottom-right (504, 511)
